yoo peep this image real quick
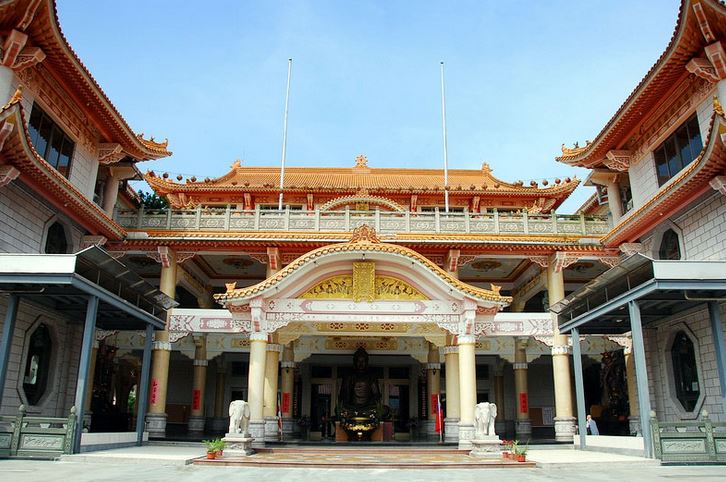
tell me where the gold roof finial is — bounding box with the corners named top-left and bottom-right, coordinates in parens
top-left (231, 159), bottom-right (242, 168)
top-left (714, 95), bottom-right (724, 117)
top-left (2, 84), bottom-right (23, 111)
top-left (354, 154), bottom-right (368, 168)
top-left (490, 283), bottom-right (502, 295)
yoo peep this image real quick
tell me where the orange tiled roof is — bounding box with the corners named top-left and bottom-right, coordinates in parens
top-left (0, 0), bottom-right (171, 161)
top-left (556, 0), bottom-right (726, 168)
top-left (602, 102), bottom-right (726, 246)
top-left (215, 226), bottom-right (512, 305)
top-left (0, 95), bottom-right (126, 240)
top-left (146, 161), bottom-right (579, 197)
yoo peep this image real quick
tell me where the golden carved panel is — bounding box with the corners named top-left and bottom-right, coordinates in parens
top-left (325, 337), bottom-right (398, 351)
top-left (313, 322), bottom-right (410, 333)
top-left (301, 272), bottom-right (427, 301)
top-left (353, 261), bottom-right (375, 302)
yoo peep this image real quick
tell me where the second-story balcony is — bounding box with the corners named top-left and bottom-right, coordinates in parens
top-left (116, 206), bottom-right (610, 237)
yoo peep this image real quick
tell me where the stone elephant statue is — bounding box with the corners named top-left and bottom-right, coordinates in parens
top-left (228, 399), bottom-right (251, 436)
top-left (474, 402), bottom-right (497, 437)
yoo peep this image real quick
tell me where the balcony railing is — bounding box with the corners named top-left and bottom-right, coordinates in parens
top-left (116, 206), bottom-right (610, 236)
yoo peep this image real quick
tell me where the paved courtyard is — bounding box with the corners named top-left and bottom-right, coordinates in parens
top-left (1, 445), bottom-right (724, 481)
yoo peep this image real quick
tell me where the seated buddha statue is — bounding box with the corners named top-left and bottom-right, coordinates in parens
top-left (338, 347), bottom-right (382, 440)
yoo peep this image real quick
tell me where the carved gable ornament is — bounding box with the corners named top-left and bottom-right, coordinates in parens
top-left (349, 224), bottom-right (380, 244)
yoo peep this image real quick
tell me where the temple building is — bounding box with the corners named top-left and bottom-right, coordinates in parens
top-left (0, 0), bottom-right (724, 459)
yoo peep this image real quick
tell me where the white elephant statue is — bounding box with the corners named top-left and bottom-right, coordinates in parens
top-left (228, 399), bottom-right (251, 436)
top-left (474, 402), bottom-right (497, 438)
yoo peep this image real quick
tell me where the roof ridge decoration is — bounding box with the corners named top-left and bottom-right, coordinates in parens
top-left (354, 154), bottom-right (368, 168)
top-left (349, 224), bottom-right (380, 244)
top-left (214, 226), bottom-right (513, 305)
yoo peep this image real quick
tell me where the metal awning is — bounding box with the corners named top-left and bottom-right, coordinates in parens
top-left (0, 246), bottom-right (175, 330)
top-left (551, 254), bottom-right (726, 335)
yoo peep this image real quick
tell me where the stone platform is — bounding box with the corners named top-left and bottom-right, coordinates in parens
top-left (192, 446), bottom-right (535, 469)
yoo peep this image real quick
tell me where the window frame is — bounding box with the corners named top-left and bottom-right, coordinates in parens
top-left (28, 102), bottom-right (75, 179)
top-left (652, 113), bottom-right (702, 187)
top-left (17, 317), bottom-right (59, 411)
top-left (661, 324), bottom-right (706, 419)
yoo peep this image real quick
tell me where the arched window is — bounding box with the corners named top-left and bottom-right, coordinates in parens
top-left (671, 331), bottom-right (700, 412)
top-left (22, 323), bottom-right (52, 405)
top-left (44, 221), bottom-right (68, 254)
top-left (658, 229), bottom-right (681, 260)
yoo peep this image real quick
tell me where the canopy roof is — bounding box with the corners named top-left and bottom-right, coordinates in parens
top-left (552, 254), bottom-right (726, 335)
top-left (0, 247), bottom-right (175, 329)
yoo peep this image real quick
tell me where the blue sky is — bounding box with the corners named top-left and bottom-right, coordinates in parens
top-left (59, 0), bottom-right (678, 212)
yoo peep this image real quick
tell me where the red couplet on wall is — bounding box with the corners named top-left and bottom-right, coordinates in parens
top-left (192, 389), bottom-right (201, 411)
top-left (281, 392), bottom-right (291, 413)
top-left (150, 378), bottom-right (159, 404)
top-left (431, 394), bottom-right (438, 414)
top-left (519, 393), bottom-right (528, 413)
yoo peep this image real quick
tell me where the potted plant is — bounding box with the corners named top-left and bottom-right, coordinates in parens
top-left (509, 440), bottom-right (519, 460)
top-left (501, 439), bottom-right (513, 459)
top-left (202, 439), bottom-right (218, 459)
top-left (514, 440), bottom-right (529, 462)
top-left (215, 439), bottom-right (226, 457)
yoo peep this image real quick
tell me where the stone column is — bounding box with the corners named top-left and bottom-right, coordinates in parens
top-left (188, 336), bottom-right (208, 435)
top-left (424, 343), bottom-right (441, 440)
top-left (494, 361), bottom-right (506, 435)
top-left (146, 249), bottom-right (177, 438)
top-left (280, 344), bottom-right (296, 436)
top-left (457, 335), bottom-right (477, 449)
top-left (210, 359), bottom-right (227, 433)
top-left (247, 332), bottom-right (268, 444)
top-left (83, 338), bottom-right (99, 430)
top-left (263, 342), bottom-right (282, 441)
top-left (606, 180), bottom-right (623, 224)
top-left (625, 343), bottom-right (640, 435)
top-left (443, 344), bottom-right (460, 443)
top-left (547, 254), bottom-right (576, 441)
top-left (514, 337), bottom-right (531, 438)
top-left (102, 174), bottom-right (120, 216)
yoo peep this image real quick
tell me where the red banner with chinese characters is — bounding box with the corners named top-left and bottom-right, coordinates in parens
top-left (192, 389), bottom-right (201, 411)
top-left (519, 393), bottom-right (528, 413)
top-left (282, 392), bottom-right (291, 413)
top-left (150, 378), bottom-right (159, 405)
top-left (431, 394), bottom-right (438, 414)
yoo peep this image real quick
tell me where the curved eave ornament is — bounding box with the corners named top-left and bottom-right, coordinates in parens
top-left (215, 225), bottom-right (512, 310)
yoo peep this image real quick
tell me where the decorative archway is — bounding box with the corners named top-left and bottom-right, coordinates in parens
top-left (319, 195), bottom-right (407, 212)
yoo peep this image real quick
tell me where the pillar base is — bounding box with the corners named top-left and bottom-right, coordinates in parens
top-left (281, 418), bottom-right (296, 437)
top-left (515, 419), bottom-right (532, 439)
top-left (209, 417), bottom-right (228, 434)
top-left (457, 422), bottom-right (475, 450)
top-left (249, 420), bottom-right (266, 447)
top-left (554, 416), bottom-right (577, 442)
top-left (420, 419), bottom-right (438, 440)
top-left (188, 415), bottom-right (206, 434)
top-left (444, 418), bottom-right (459, 443)
top-left (264, 416), bottom-right (281, 442)
top-left (628, 416), bottom-right (641, 436)
top-left (146, 413), bottom-right (167, 438)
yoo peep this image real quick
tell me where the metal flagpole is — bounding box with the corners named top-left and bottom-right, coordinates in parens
top-left (440, 61), bottom-right (449, 213)
top-left (278, 58), bottom-right (293, 211)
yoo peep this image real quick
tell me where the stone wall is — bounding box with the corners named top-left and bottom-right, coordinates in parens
top-left (644, 302), bottom-right (726, 423)
top-left (675, 192), bottom-right (726, 261)
top-left (0, 296), bottom-right (82, 417)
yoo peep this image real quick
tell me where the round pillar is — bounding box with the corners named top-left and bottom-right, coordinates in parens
top-left (145, 250), bottom-right (177, 438)
top-left (443, 345), bottom-right (460, 443)
top-left (514, 337), bottom-right (531, 438)
top-left (247, 332), bottom-right (268, 441)
top-left (457, 335), bottom-right (477, 449)
top-left (263, 343), bottom-right (282, 441)
top-left (547, 256), bottom-right (576, 441)
top-left (188, 336), bottom-right (208, 434)
top-left (280, 345), bottom-right (296, 436)
top-left (424, 344), bottom-right (441, 440)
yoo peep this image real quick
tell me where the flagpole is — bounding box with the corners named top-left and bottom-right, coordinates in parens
top-left (278, 58), bottom-right (293, 211)
top-left (440, 61), bottom-right (449, 213)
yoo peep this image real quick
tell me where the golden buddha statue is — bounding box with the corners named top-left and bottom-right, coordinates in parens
top-left (338, 347), bottom-right (382, 440)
